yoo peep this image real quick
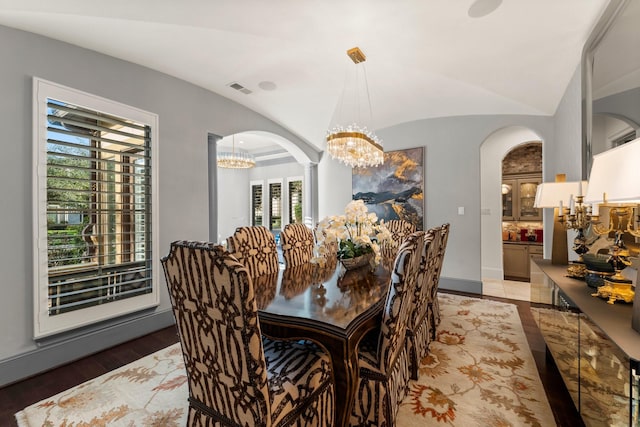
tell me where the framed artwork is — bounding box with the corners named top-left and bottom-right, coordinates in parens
top-left (352, 147), bottom-right (424, 230)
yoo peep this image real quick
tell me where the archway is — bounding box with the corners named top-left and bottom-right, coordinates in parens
top-left (480, 126), bottom-right (544, 286)
top-left (209, 130), bottom-right (317, 243)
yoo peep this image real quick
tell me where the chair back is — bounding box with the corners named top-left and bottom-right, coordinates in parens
top-left (381, 219), bottom-right (417, 260)
top-left (280, 223), bottom-right (315, 267)
top-left (409, 228), bottom-right (436, 330)
top-left (437, 223), bottom-right (450, 267)
top-left (161, 240), bottom-right (272, 426)
top-left (377, 231), bottom-right (423, 373)
top-left (227, 226), bottom-right (279, 277)
top-left (431, 223), bottom-right (450, 290)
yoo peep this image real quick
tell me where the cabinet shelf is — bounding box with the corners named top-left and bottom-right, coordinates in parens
top-left (502, 174), bottom-right (542, 221)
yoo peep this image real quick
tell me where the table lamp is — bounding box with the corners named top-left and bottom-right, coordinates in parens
top-left (584, 137), bottom-right (640, 333)
top-left (534, 178), bottom-right (588, 268)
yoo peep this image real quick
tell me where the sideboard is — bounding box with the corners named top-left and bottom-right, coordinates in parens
top-left (530, 259), bottom-right (639, 426)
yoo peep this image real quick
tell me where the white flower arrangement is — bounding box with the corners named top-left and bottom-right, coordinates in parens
top-left (314, 200), bottom-right (392, 266)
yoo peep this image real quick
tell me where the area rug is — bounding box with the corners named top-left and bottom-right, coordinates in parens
top-left (15, 294), bottom-right (555, 426)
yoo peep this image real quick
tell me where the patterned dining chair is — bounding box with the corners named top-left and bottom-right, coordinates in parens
top-left (428, 223), bottom-right (450, 339)
top-left (380, 219), bottom-right (416, 261)
top-left (280, 223), bottom-right (315, 267)
top-left (161, 240), bottom-right (335, 427)
top-left (405, 228), bottom-right (437, 379)
top-left (350, 232), bottom-right (423, 426)
top-left (227, 225), bottom-right (279, 277)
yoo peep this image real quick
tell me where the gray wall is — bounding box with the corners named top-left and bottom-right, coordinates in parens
top-left (0, 22), bottom-right (585, 385)
top-left (0, 25), bottom-right (318, 386)
top-left (319, 115), bottom-right (557, 292)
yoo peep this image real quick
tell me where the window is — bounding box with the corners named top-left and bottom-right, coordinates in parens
top-left (33, 78), bottom-right (159, 338)
top-left (250, 181), bottom-right (264, 226)
top-left (288, 178), bottom-right (303, 224)
top-left (268, 180), bottom-right (282, 231)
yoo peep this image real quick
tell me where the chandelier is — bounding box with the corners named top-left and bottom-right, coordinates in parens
top-left (326, 47), bottom-right (383, 168)
top-left (217, 134), bottom-right (255, 169)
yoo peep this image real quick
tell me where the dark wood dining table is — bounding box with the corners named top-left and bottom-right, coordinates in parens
top-left (252, 257), bottom-right (392, 427)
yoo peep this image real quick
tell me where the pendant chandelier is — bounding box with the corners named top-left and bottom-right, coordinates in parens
top-left (217, 134), bottom-right (255, 169)
top-left (326, 47), bottom-right (383, 168)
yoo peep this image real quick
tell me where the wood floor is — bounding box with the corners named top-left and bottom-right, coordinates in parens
top-left (0, 292), bottom-right (584, 426)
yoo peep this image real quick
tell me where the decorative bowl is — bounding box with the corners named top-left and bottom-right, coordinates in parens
top-left (340, 253), bottom-right (374, 270)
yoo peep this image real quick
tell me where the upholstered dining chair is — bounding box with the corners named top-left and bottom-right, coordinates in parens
top-left (350, 232), bottom-right (423, 426)
top-left (380, 219), bottom-right (417, 260)
top-left (280, 223), bottom-right (315, 267)
top-left (428, 223), bottom-right (450, 339)
top-left (405, 228), bottom-right (437, 380)
top-left (227, 225), bottom-right (279, 277)
top-left (161, 240), bottom-right (335, 427)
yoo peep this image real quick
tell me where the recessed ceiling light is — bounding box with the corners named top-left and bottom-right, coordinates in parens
top-left (258, 81), bottom-right (277, 91)
top-left (468, 0), bottom-right (502, 18)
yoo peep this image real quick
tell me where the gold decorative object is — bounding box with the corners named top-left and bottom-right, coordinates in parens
top-left (554, 182), bottom-right (593, 275)
top-left (217, 134), bottom-right (256, 169)
top-left (592, 279), bottom-right (635, 304)
top-left (326, 47), bottom-right (384, 168)
top-left (568, 263), bottom-right (587, 279)
top-left (591, 209), bottom-right (633, 282)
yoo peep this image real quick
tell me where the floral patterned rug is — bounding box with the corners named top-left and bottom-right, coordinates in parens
top-left (397, 293), bottom-right (555, 426)
top-left (15, 294), bottom-right (555, 426)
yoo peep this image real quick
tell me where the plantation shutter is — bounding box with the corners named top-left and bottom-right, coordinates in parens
top-left (46, 99), bottom-right (153, 315)
top-left (269, 182), bottom-right (282, 230)
top-left (288, 180), bottom-right (303, 224)
top-left (252, 183), bottom-right (263, 226)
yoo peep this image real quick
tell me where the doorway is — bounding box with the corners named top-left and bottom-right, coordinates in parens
top-left (500, 143), bottom-right (543, 284)
top-left (479, 126), bottom-right (544, 300)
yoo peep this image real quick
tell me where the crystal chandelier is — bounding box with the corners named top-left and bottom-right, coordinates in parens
top-left (326, 47), bottom-right (383, 168)
top-left (217, 134), bottom-right (255, 169)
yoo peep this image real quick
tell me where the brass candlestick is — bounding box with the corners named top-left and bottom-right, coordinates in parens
top-left (558, 195), bottom-right (595, 277)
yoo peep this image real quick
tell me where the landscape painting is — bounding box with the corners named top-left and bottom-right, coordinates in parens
top-left (352, 147), bottom-right (424, 230)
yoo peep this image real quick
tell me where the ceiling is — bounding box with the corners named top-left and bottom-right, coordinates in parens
top-left (0, 0), bottom-right (610, 157)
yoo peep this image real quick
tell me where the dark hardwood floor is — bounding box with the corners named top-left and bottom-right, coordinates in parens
top-left (0, 292), bottom-right (584, 426)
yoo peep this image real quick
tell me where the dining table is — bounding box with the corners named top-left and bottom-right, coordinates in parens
top-left (252, 256), bottom-right (393, 427)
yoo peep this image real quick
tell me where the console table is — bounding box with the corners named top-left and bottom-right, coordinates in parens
top-left (531, 259), bottom-right (639, 426)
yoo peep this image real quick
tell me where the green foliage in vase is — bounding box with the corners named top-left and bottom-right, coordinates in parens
top-left (337, 238), bottom-right (374, 260)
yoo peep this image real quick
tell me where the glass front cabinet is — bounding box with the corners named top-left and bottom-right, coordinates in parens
top-left (502, 174), bottom-right (542, 221)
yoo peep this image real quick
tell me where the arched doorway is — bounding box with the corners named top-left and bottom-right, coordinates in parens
top-left (480, 126), bottom-right (544, 295)
top-left (210, 130), bottom-right (317, 243)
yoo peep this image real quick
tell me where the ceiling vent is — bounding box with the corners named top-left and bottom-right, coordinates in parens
top-left (228, 82), bottom-right (252, 95)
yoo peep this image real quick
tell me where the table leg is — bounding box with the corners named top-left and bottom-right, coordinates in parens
top-left (327, 337), bottom-right (360, 427)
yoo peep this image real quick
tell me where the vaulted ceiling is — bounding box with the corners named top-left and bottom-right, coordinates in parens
top-left (0, 0), bottom-right (610, 155)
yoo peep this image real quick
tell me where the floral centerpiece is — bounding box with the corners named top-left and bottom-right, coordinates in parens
top-left (313, 200), bottom-right (392, 269)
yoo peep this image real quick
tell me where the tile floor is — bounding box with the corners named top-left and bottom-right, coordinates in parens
top-left (482, 278), bottom-right (532, 301)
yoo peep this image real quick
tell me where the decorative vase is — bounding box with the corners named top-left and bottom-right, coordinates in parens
top-left (340, 252), bottom-right (374, 270)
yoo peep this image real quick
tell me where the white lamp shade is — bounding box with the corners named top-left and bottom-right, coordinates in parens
top-left (584, 137), bottom-right (640, 204)
top-left (534, 181), bottom-right (588, 208)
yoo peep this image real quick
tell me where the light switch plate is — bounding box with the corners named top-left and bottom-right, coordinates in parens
top-left (458, 206), bottom-right (465, 215)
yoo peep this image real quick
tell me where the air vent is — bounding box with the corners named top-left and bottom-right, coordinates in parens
top-left (228, 82), bottom-right (252, 95)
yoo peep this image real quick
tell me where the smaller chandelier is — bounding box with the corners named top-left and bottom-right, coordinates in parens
top-left (327, 47), bottom-right (383, 168)
top-left (217, 134), bottom-right (256, 169)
